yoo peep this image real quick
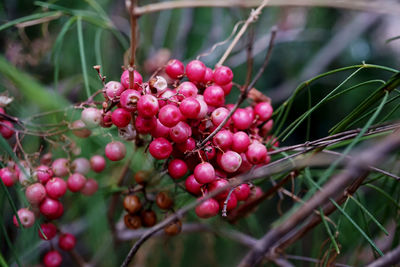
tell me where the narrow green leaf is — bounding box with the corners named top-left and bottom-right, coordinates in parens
top-left (319, 208), bottom-right (340, 254)
top-left (0, 11), bottom-right (61, 32)
top-left (0, 211), bottom-right (22, 267)
top-left (77, 17), bottom-right (91, 98)
top-left (365, 184), bottom-right (400, 210)
top-left (0, 251), bottom-right (8, 267)
top-left (95, 28), bottom-right (103, 67)
top-left (326, 79), bottom-right (385, 102)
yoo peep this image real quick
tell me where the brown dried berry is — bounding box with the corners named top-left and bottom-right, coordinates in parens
top-left (141, 210), bottom-right (157, 227)
top-left (123, 195), bottom-right (142, 214)
top-left (164, 219), bottom-right (182, 236)
top-left (156, 191), bottom-right (173, 210)
top-left (124, 214), bottom-right (142, 229)
top-left (134, 170), bottom-right (150, 185)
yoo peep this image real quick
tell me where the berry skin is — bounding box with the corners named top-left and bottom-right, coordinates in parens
top-left (40, 198), bottom-right (61, 219)
top-left (213, 130), bottom-right (233, 151)
top-left (203, 85), bottom-right (225, 107)
top-left (254, 102), bottom-right (273, 121)
top-left (194, 162), bottom-right (216, 184)
top-left (221, 82), bottom-right (233, 96)
top-left (185, 174), bottom-right (202, 195)
top-left (158, 104), bottom-right (182, 127)
top-left (104, 81), bottom-right (125, 101)
top-left (168, 159), bottom-right (188, 179)
top-left (121, 69), bottom-right (143, 90)
top-left (90, 155), bottom-right (106, 173)
top-left (111, 108), bottom-right (131, 128)
top-left (13, 208), bottom-right (35, 228)
top-left (124, 214), bottom-right (142, 229)
top-left (177, 81), bottom-right (198, 98)
top-left (151, 119), bottom-right (170, 138)
top-left (165, 59), bottom-right (185, 79)
top-left (51, 158), bottom-right (69, 177)
top-left (246, 141), bottom-right (267, 165)
top-left (135, 115), bottom-right (157, 134)
top-left (196, 95), bottom-right (208, 119)
top-left (120, 89), bottom-right (141, 112)
top-left (219, 192), bottom-right (237, 211)
top-left (179, 97), bottom-right (201, 119)
top-left (141, 210), bottom-right (157, 227)
top-left (211, 107), bottom-right (230, 126)
top-left (80, 178), bottom-right (98, 196)
top-left (232, 108), bottom-right (253, 130)
top-left (25, 183), bottom-right (46, 204)
top-left (123, 195), bottom-right (142, 214)
top-left (67, 173), bottom-right (87, 192)
top-left (81, 107), bottom-right (102, 128)
top-left (261, 119), bottom-right (274, 136)
top-left (156, 191), bottom-right (173, 210)
top-left (58, 233), bottom-right (76, 251)
top-left (71, 157), bottom-right (91, 175)
top-left (234, 184), bottom-right (251, 201)
top-left (46, 177), bottom-right (67, 199)
top-left (176, 137), bottom-right (196, 153)
top-left (39, 223), bottom-right (57, 240)
top-left (208, 179), bottom-right (229, 200)
top-left (185, 60), bottom-right (206, 83)
top-left (232, 131), bottom-right (251, 153)
top-left (169, 121), bottom-right (191, 143)
top-left (137, 94), bottom-right (159, 118)
top-left (0, 121), bottom-right (14, 139)
top-left (43, 250), bottom-right (62, 267)
top-left (105, 141), bottom-right (126, 161)
top-left (149, 137), bottom-right (173, 159)
top-left (203, 67), bottom-right (214, 84)
top-left (134, 170), bottom-right (150, 185)
top-left (0, 167), bottom-right (16, 187)
top-left (164, 219), bottom-right (182, 235)
top-left (71, 120), bottom-right (91, 138)
top-left (195, 198), bottom-right (219, 218)
top-left (213, 66), bottom-right (233, 85)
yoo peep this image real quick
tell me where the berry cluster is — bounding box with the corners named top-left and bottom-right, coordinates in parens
top-left (80, 58), bottom-right (275, 221)
top-left (0, 153), bottom-right (106, 267)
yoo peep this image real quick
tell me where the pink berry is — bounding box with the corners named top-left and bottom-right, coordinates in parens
top-left (58, 233), bottom-right (76, 251)
top-left (234, 184), bottom-right (251, 201)
top-left (186, 60), bottom-right (206, 83)
top-left (0, 167), bottom-right (16, 187)
top-left (51, 158), bottom-right (69, 177)
top-left (203, 67), bottom-right (214, 84)
top-left (213, 66), bottom-right (233, 85)
top-left (81, 107), bottom-right (102, 128)
top-left (104, 81), bottom-right (125, 101)
top-left (168, 159), bottom-right (188, 179)
top-left (246, 141), bottom-right (267, 165)
top-left (194, 162), bottom-right (215, 184)
top-left (36, 165), bottom-right (54, 183)
top-left (25, 183), bottom-right (46, 204)
top-left (90, 155), bottom-right (106, 173)
top-left (150, 119), bottom-right (170, 138)
top-left (165, 59), bottom-right (185, 79)
top-left (81, 178), bottom-right (98, 196)
top-left (179, 97), bottom-right (200, 119)
top-left (169, 121), bottom-right (191, 143)
top-left (0, 121), bottom-right (14, 139)
top-left (203, 85), bottom-right (225, 107)
top-left (221, 82), bottom-right (233, 96)
top-left (43, 250), bottom-right (62, 267)
top-left (67, 173), bottom-right (86, 192)
top-left (137, 94), bottom-right (159, 118)
top-left (158, 104), bottom-right (182, 128)
top-left (176, 137), bottom-right (196, 153)
top-left (39, 223), bottom-right (57, 240)
top-left (111, 108), bottom-right (131, 128)
top-left (105, 141), bottom-right (126, 161)
top-left (238, 153), bottom-right (253, 173)
top-left (13, 208), bottom-right (35, 228)
top-left (211, 107), bottom-right (230, 126)
top-left (71, 158), bottom-right (90, 175)
top-left (121, 69), bottom-right (143, 90)
top-left (213, 130), bottom-right (233, 151)
top-left (254, 102), bottom-right (273, 121)
top-left (195, 198), bottom-right (219, 218)
top-left (120, 89), bottom-right (141, 112)
top-left (232, 131), bottom-right (251, 153)
top-left (232, 108), bottom-right (252, 130)
top-left (185, 174), bottom-right (202, 195)
top-left (135, 115), bottom-right (157, 134)
top-left (195, 95), bottom-right (208, 119)
top-left (40, 197), bottom-right (61, 218)
top-left (149, 137), bottom-right (173, 159)
top-left (208, 179), bottom-right (229, 200)
top-left (219, 192), bottom-right (237, 211)
top-left (261, 120), bottom-right (274, 136)
top-left (177, 81), bottom-right (198, 98)
top-left (220, 151), bottom-right (242, 173)
top-left (45, 177), bottom-right (67, 199)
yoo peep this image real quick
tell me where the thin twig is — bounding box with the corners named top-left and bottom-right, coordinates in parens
top-left (366, 244), bottom-right (400, 267)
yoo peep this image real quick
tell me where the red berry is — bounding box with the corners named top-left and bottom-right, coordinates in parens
top-left (203, 67), bottom-right (214, 84)
top-left (25, 183), bottom-right (46, 204)
top-left (135, 115), bottom-right (157, 134)
top-left (203, 85), bottom-right (225, 107)
top-left (13, 208), bottom-right (35, 228)
top-left (90, 155), bottom-right (106, 173)
top-left (219, 192), bottom-right (237, 211)
top-left (0, 167), bottom-right (16, 187)
top-left (67, 173), bottom-right (86, 192)
top-left (137, 94), bottom-right (159, 118)
top-left (39, 223), bottom-right (57, 240)
top-left (104, 81), bottom-right (125, 101)
top-left (179, 97), bottom-right (201, 119)
top-left (165, 59), bottom-right (185, 79)
top-left (0, 121), bottom-right (14, 139)
top-left (213, 66), bottom-right (233, 85)
top-left (213, 130), bottom-right (233, 151)
top-left (176, 137), bottom-right (196, 153)
top-left (246, 141), bottom-right (267, 165)
top-left (185, 174), bottom-right (202, 195)
top-left (232, 131), bottom-right (251, 153)
top-left (121, 69), bottom-right (143, 90)
top-left (177, 81), bottom-right (198, 98)
top-left (149, 137), bottom-right (173, 159)
top-left (36, 165), bottom-right (54, 183)
top-left (150, 119), bottom-right (170, 138)
top-left (211, 107), bottom-right (230, 126)
top-left (120, 89), bottom-right (141, 112)
top-left (234, 184), bottom-right (251, 201)
top-left (186, 60), bottom-right (206, 83)
top-left (261, 120), bottom-right (274, 136)
top-left (194, 162), bottom-right (215, 184)
top-left (40, 197), bottom-right (61, 219)
top-left (232, 108), bottom-right (252, 130)
top-left (168, 159), bottom-right (188, 179)
top-left (51, 158), bottom-right (69, 177)
top-left (169, 121), bottom-right (191, 143)
top-left (105, 141), bottom-right (126, 161)
top-left (45, 177), bottom-right (67, 199)
top-left (58, 233), bottom-right (76, 251)
top-left (254, 102), bottom-right (273, 121)
top-left (195, 198), bottom-right (219, 218)
top-left (221, 82), bottom-right (233, 96)
top-left (158, 104), bottom-right (182, 127)
top-left (111, 108), bottom-right (131, 128)
top-left (208, 179), bottom-right (229, 200)
top-left (43, 250), bottom-right (62, 267)
top-left (80, 178), bottom-right (98, 196)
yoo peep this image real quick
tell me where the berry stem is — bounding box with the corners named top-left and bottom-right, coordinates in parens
top-left (128, 0), bottom-right (138, 89)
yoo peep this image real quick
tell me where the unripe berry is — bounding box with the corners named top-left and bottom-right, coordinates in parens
top-left (43, 250), bottom-right (62, 267)
top-left (124, 214), bottom-right (142, 229)
top-left (185, 174), bottom-right (202, 195)
top-left (105, 141), bottom-right (126, 161)
top-left (186, 60), bottom-right (206, 83)
top-left (13, 208), bottom-right (35, 228)
top-left (165, 59), bottom-right (185, 79)
top-left (123, 195), bottom-right (142, 214)
top-left (149, 137), bottom-right (173, 159)
top-left (234, 184), bottom-right (251, 201)
top-left (71, 157), bottom-right (90, 175)
top-left (213, 130), bottom-right (233, 151)
top-left (164, 219), bottom-right (182, 235)
top-left (111, 108), bottom-right (131, 128)
top-left (135, 115), bottom-right (157, 134)
top-left (232, 108), bottom-right (252, 130)
top-left (195, 198), bottom-right (219, 218)
top-left (179, 97), bottom-right (201, 119)
top-left (213, 66), bottom-right (233, 85)
top-left (81, 107), bottom-right (102, 128)
top-left (246, 142), bottom-right (267, 165)
top-left (168, 159), bottom-right (188, 179)
top-left (45, 177), bottom-right (67, 199)
top-left (254, 101), bottom-right (273, 121)
top-left (90, 155), bottom-right (106, 173)
top-left (51, 158), bottom-right (69, 177)
top-left (80, 178), bottom-right (98, 196)
top-left (141, 210), bottom-right (157, 227)
top-left (39, 223), bottom-right (57, 240)
top-left (120, 89), bottom-right (141, 112)
top-left (0, 121), bottom-right (14, 139)
top-left (158, 104), bottom-right (182, 128)
top-left (232, 131), bottom-right (251, 153)
top-left (121, 69), bottom-right (143, 90)
top-left (58, 233), bottom-right (76, 251)
top-left (194, 162), bottom-right (215, 184)
top-left (156, 191), bottom-right (173, 210)
top-left (0, 167), bottom-right (16, 187)
top-left (25, 183), bottom-right (46, 204)
top-left (105, 81), bottom-right (125, 101)
top-left (71, 120), bottom-right (91, 138)
top-left (203, 85), bottom-right (225, 107)
top-left (137, 94), bottom-right (159, 118)
top-left (67, 173), bottom-right (87, 192)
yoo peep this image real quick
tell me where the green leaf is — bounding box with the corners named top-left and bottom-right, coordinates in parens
top-left (0, 11), bottom-right (61, 32)
top-left (320, 208), bottom-right (340, 254)
top-left (0, 251), bottom-right (8, 267)
top-left (77, 17), bottom-right (91, 98)
top-left (0, 200), bottom-right (22, 267)
top-left (365, 184), bottom-right (400, 210)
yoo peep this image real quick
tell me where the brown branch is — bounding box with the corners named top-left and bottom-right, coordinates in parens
top-left (128, 0), bottom-right (138, 89)
top-left (238, 131), bottom-right (400, 267)
top-left (365, 244), bottom-right (400, 267)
